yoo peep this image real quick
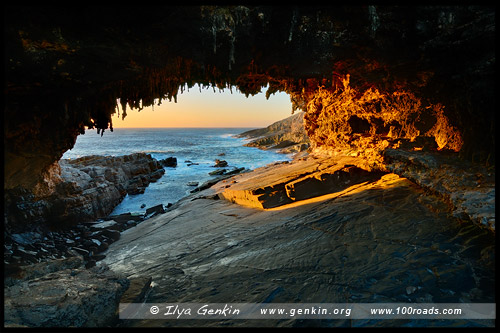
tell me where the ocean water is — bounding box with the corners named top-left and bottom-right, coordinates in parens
top-left (62, 128), bottom-right (290, 215)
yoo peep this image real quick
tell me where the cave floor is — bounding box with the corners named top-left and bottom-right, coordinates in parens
top-left (102, 159), bottom-right (495, 328)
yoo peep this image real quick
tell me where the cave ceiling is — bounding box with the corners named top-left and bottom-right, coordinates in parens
top-left (4, 5), bottom-right (495, 190)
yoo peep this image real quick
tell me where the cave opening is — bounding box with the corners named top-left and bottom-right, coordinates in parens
top-left (3, 6), bottom-right (495, 328)
top-left (60, 84), bottom-right (301, 217)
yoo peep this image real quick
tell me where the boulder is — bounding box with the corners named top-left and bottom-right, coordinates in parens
top-left (213, 159), bottom-right (228, 168)
top-left (145, 204), bottom-right (165, 216)
top-left (209, 169), bottom-right (226, 176)
top-left (160, 157), bottom-right (177, 168)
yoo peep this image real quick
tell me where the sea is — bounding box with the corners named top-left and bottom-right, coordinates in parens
top-left (62, 128), bottom-right (290, 216)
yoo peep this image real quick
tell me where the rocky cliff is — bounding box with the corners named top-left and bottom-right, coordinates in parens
top-left (4, 153), bottom-right (164, 232)
top-left (237, 111), bottom-right (310, 153)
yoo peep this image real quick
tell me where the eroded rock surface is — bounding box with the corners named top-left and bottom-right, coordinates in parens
top-left (381, 149), bottom-right (495, 232)
top-left (4, 153), bottom-right (164, 231)
top-left (102, 158), bottom-right (494, 327)
top-left (217, 156), bottom-right (384, 209)
top-left (4, 257), bottom-right (130, 327)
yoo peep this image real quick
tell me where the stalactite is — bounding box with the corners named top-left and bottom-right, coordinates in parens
top-left (288, 7), bottom-right (298, 43)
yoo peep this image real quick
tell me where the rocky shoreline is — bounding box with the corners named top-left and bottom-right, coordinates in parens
top-left (4, 206), bottom-right (166, 270)
top-left (4, 151), bottom-right (250, 270)
top-left (103, 151), bottom-right (494, 328)
top-left (4, 151), bottom-right (252, 327)
top-left (4, 206), bottom-right (166, 327)
top-left (4, 148), bottom-right (495, 327)
top-left (4, 153), bottom-right (165, 233)
top-left (3, 132), bottom-right (495, 328)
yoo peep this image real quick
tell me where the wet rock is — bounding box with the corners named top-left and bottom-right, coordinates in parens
top-left (108, 212), bottom-right (144, 224)
top-left (88, 246), bottom-right (99, 255)
top-left (209, 169), bottom-right (226, 176)
top-left (71, 247), bottom-right (91, 257)
top-left (85, 260), bottom-right (97, 269)
top-left (213, 159), bottom-right (228, 168)
top-left (89, 220), bottom-right (118, 231)
top-left (187, 181), bottom-right (199, 186)
top-left (92, 254), bottom-right (106, 262)
top-left (224, 167), bottom-right (246, 176)
top-left (145, 204), bottom-right (165, 216)
top-left (191, 168), bottom-right (247, 194)
top-left (11, 232), bottom-right (42, 245)
top-left (160, 157), bottom-right (177, 167)
top-left (12, 248), bottom-right (39, 264)
top-left (98, 242), bottom-right (109, 253)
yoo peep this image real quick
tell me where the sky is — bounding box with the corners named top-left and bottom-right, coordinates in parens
top-left (111, 85), bottom-right (294, 128)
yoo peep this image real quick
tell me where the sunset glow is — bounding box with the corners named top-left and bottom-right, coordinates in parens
top-left (112, 85), bottom-right (293, 128)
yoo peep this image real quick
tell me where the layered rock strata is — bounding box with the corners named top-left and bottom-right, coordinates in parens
top-left (100, 159), bottom-right (494, 327)
top-left (237, 111), bottom-right (310, 154)
top-left (218, 156), bottom-right (383, 209)
top-left (4, 152), bottom-right (495, 327)
top-left (4, 153), bottom-right (164, 231)
top-left (217, 149), bottom-right (495, 233)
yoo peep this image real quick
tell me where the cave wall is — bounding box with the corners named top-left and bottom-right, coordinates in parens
top-left (4, 5), bottom-right (495, 195)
